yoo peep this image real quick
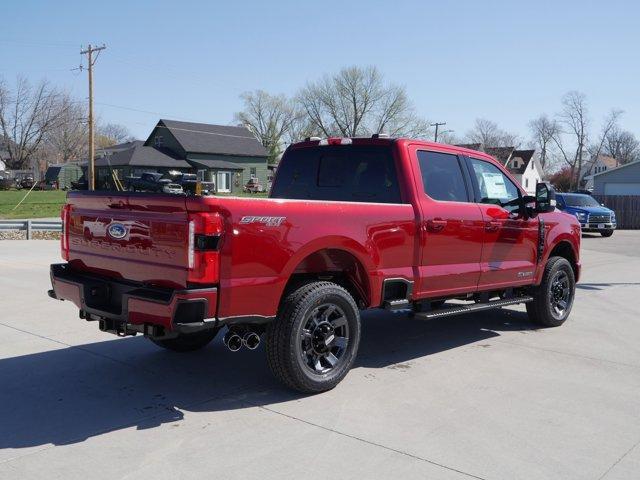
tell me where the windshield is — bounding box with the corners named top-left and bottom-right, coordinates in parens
top-left (561, 194), bottom-right (600, 207)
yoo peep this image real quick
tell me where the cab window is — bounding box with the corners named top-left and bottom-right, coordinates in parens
top-left (271, 145), bottom-right (402, 203)
top-left (468, 158), bottom-right (520, 211)
top-left (417, 151), bottom-right (469, 202)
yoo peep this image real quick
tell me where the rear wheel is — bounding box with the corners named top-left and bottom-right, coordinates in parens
top-left (149, 327), bottom-right (220, 352)
top-left (527, 256), bottom-right (575, 327)
top-left (265, 281), bottom-right (361, 393)
top-left (600, 230), bottom-right (614, 237)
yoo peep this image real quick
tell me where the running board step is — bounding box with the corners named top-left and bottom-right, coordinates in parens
top-left (413, 296), bottom-right (534, 320)
top-left (383, 299), bottom-right (411, 311)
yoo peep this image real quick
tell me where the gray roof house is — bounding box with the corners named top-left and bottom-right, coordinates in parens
top-left (593, 160), bottom-right (640, 195)
top-left (96, 120), bottom-right (269, 193)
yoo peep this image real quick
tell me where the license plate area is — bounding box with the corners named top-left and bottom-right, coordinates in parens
top-left (83, 280), bottom-right (122, 314)
top-left (597, 223), bottom-right (605, 229)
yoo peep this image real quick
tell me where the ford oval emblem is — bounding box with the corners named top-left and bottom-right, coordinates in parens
top-left (107, 222), bottom-right (128, 239)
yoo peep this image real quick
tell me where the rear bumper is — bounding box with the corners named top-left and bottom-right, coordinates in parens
top-left (49, 263), bottom-right (218, 335)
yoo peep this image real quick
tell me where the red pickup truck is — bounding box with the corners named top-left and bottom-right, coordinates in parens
top-left (49, 136), bottom-right (581, 393)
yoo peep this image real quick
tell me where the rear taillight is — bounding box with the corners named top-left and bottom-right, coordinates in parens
top-left (187, 212), bottom-right (223, 284)
top-left (61, 204), bottom-right (71, 261)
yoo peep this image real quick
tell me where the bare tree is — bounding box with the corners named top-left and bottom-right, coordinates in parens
top-left (586, 109), bottom-right (623, 172)
top-left (551, 91), bottom-right (621, 189)
top-left (0, 76), bottom-right (69, 170)
top-left (466, 118), bottom-right (520, 148)
top-left (96, 122), bottom-right (133, 149)
top-left (286, 115), bottom-right (317, 146)
top-left (296, 66), bottom-right (428, 138)
top-left (234, 90), bottom-right (299, 162)
top-left (45, 93), bottom-right (88, 163)
top-left (604, 127), bottom-right (639, 165)
top-left (528, 114), bottom-right (559, 171)
top-left (437, 130), bottom-right (460, 145)
top-left (550, 91), bottom-right (589, 190)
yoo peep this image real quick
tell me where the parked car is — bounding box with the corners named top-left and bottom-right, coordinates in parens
top-left (49, 136), bottom-right (580, 393)
top-left (70, 176), bottom-right (88, 191)
top-left (126, 172), bottom-right (171, 192)
top-left (166, 171), bottom-right (198, 194)
top-left (16, 176), bottom-right (35, 190)
top-left (161, 183), bottom-right (184, 195)
top-left (243, 178), bottom-right (265, 193)
top-left (556, 193), bottom-right (616, 237)
top-left (0, 176), bottom-right (14, 190)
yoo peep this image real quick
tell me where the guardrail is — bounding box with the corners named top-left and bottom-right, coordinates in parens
top-left (0, 220), bottom-right (62, 239)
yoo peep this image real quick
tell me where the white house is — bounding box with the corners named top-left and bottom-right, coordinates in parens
top-left (503, 149), bottom-right (544, 195)
top-left (457, 144), bottom-right (544, 195)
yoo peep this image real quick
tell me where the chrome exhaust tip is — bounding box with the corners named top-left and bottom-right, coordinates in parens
top-left (223, 331), bottom-right (243, 352)
top-left (242, 331), bottom-right (261, 350)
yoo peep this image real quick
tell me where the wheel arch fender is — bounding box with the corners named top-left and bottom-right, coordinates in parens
top-left (279, 236), bottom-right (376, 308)
top-left (540, 233), bottom-right (580, 283)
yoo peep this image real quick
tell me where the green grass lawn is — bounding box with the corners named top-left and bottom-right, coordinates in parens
top-left (0, 190), bottom-right (67, 219)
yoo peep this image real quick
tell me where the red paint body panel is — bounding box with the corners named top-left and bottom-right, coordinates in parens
top-left (54, 138), bottom-right (581, 331)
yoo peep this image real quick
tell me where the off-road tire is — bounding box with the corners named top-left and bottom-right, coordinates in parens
top-left (600, 230), bottom-right (614, 237)
top-left (265, 281), bottom-right (361, 393)
top-left (149, 327), bottom-right (220, 352)
top-left (526, 256), bottom-right (575, 327)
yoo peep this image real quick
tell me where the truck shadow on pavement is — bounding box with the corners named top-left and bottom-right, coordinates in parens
top-left (0, 308), bottom-right (538, 451)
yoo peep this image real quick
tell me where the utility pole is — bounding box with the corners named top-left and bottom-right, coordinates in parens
top-left (80, 44), bottom-right (106, 190)
top-left (430, 122), bottom-right (446, 142)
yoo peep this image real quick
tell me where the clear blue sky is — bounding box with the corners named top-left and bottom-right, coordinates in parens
top-left (2, 0), bottom-right (638, 141)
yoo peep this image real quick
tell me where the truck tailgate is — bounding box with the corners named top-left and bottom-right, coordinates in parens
top-left (66, 192), bottom-right (190, 289)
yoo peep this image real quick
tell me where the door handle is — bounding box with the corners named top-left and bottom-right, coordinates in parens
top-left (485, 220), bottom-right (501, 232)
top-left (426, 219), bottom-right (447, 232)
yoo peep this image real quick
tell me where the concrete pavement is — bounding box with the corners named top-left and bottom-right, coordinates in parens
top-left (1, 232), bottom-right (639, 479)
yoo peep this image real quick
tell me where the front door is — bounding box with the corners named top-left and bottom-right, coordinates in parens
top-left (412, 147), bottom-right (485, 298)
top-left (216, 171), bottom-right (231, 193)
top-left (465, 156), bottom-right (539, 289)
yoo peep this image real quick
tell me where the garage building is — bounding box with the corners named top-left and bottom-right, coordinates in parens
top-left (593, 160), bottom-right (640, 195)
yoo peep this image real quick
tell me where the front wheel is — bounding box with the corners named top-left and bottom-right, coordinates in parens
top-left (149, 327), bottom-right (220, 352)
top-left (526, 256), bottom-right (575, 327)
top-left (600, 230), bottom-right (614, 237)
top-left (265, 281), bottom-right (361, 393)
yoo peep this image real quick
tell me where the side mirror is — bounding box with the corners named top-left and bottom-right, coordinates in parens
top-left (535, 181), bottom-right (556, 213)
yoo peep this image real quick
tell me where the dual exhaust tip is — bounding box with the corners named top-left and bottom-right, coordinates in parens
top-left (223, 330), bottom-right (260, 352)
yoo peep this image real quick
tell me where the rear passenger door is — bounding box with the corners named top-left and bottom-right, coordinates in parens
top-left (411, 146), bottom-right (485, 298)
top-left (465, 156), bottom-right (539, 289)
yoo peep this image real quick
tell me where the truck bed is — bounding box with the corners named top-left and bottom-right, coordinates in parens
top-left (64, 191), bottom-right (417, 319)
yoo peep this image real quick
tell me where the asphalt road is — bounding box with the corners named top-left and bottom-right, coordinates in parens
top-left (1, 232), bottom-right (639, 480)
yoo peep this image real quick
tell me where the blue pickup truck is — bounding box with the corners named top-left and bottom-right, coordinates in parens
top-left (556, 193), bottom-right (616, 237)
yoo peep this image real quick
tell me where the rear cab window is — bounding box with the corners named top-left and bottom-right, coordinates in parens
top-left (271, 144), bottom-right (403, 203)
